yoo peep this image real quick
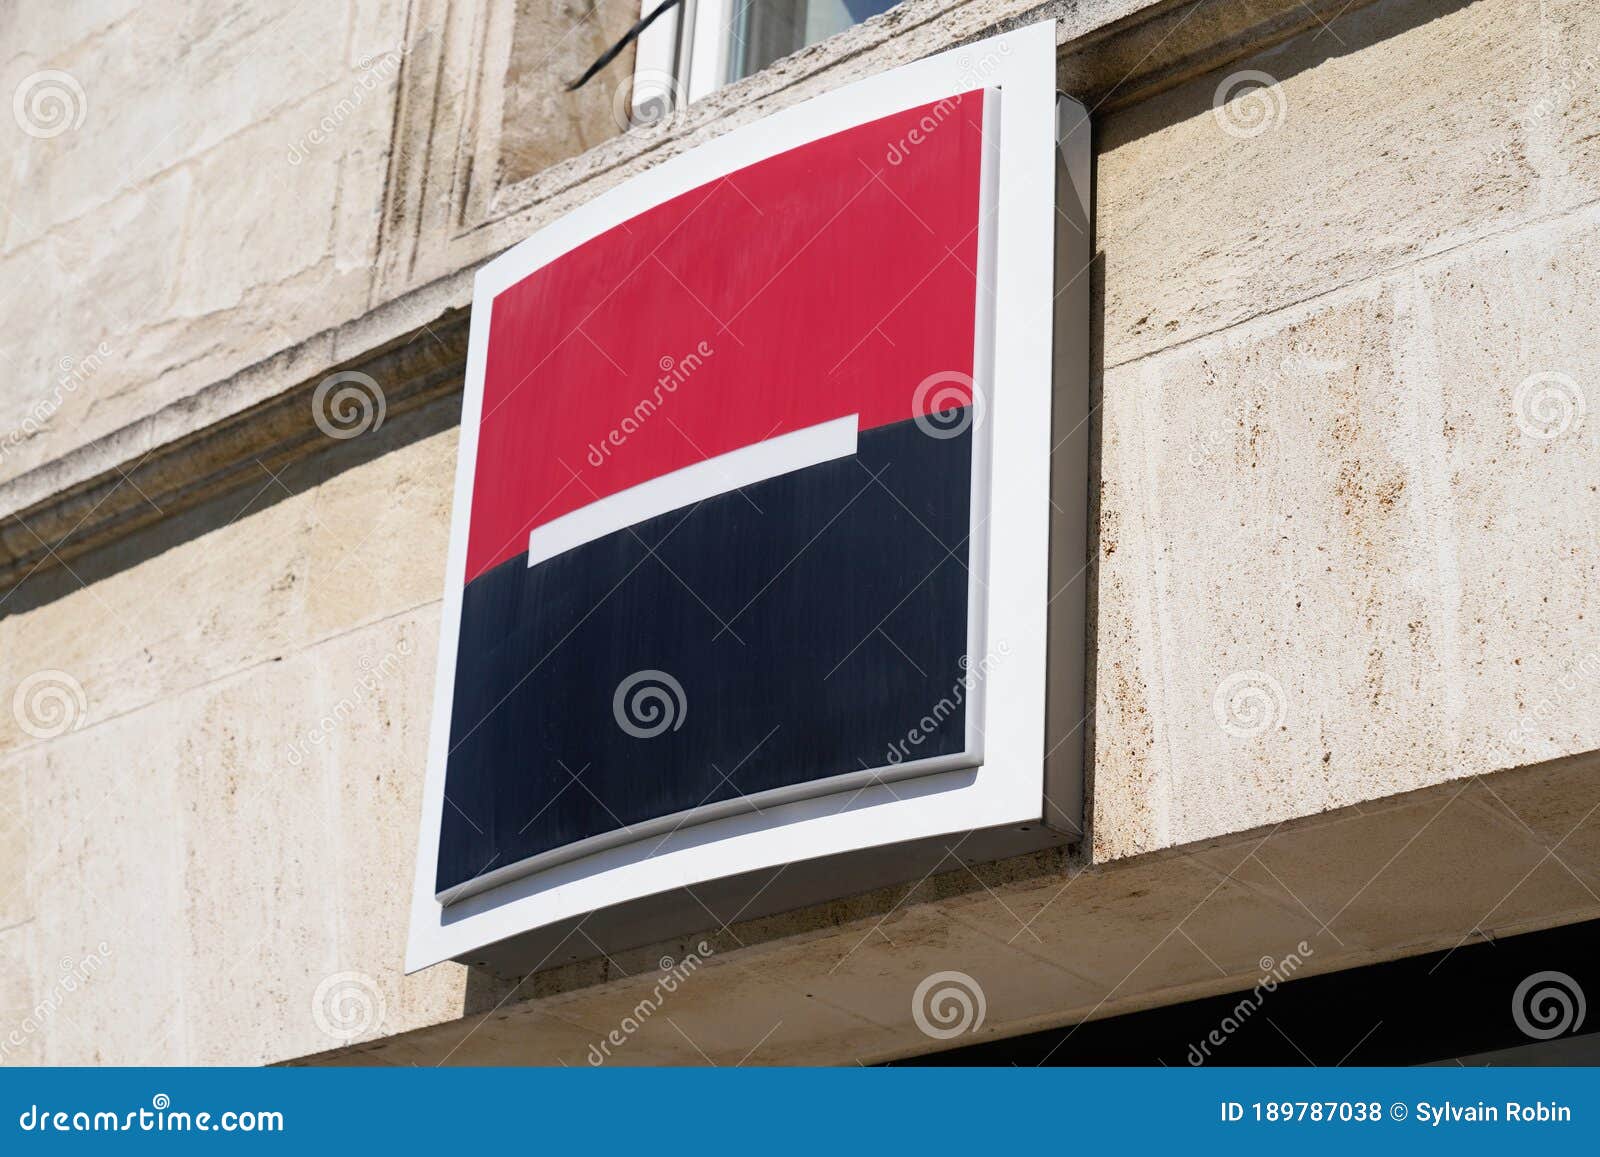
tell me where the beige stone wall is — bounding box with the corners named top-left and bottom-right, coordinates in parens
top-left (0, 0), bottom-right (638, 489)
top-left (0, 412), bottom-right (469, 1062)
top-left (0, 1), bottom-right (404, 485)
top-left (1093, 0), bottom-right (1600, 859)
top-left (3, 0), bottom-right (1598, 1064)
top-left (0, 0), bottom-right (634, 1061)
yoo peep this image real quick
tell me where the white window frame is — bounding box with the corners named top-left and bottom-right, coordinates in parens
top-left (633, 0), bottom-right (736, 115)
top-left (634, 0), bottom-right (901, 115)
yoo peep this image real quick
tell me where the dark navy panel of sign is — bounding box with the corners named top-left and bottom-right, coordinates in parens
top-left (437, 415), bottom-right (972, 895)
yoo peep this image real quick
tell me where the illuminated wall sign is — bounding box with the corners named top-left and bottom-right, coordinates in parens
top-left (408, 20), bottom-right (1088, 971)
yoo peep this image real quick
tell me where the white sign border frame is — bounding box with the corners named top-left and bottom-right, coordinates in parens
top-left (407, 20), bottom-right (1058, 971)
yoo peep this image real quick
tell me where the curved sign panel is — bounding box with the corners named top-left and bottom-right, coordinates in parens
top-left (409, 20), bottom-right (1082, 971)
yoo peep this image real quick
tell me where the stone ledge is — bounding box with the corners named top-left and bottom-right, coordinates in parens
top-left (0, 305), bottom-right (469, 592)
top-left (290, 749), bottom-right (1600, 1066)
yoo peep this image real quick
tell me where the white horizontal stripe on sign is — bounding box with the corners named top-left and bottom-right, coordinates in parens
top-left (529, 414), bottom-right (860, 567)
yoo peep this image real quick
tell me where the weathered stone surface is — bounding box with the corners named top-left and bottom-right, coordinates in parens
top-left (173, 610), bottom-right (459, 1064)
top-left (0, 2), bottom-right (140, 71)
top-left (9, 607), bottom-right (467, 1064)
top-left (545, 949), bottom-right (904, 1067)
top-left (944, 850), bottom-right (1321, 995)
top-left (725, 897), bottom-right (1103, 1046)
top-left (1093, 194), bottom-right (1600, 861)
top-left (0, 923), bottom-right (47, 1066)
top-left (1193, 781), bottom-right (1600, 955)
top-left (497, 0), bottom-right (639, 186)
top-left (3, 4), bottom-right (354, 253)
top-left (1095, 0), bottom-right (1597, 368)
top-left (1470, 754), bottom-right (1600, 887)
top-left (0, 757), bottom-right (29, 930)
top-left (0, 169), bottom-right (190, 482)
top-left (0, 1), bottom-right (409, 488)
top-left (0, 421), bottom-right (457, 759)
top-left (17, 704), bottom-right (189, 1063)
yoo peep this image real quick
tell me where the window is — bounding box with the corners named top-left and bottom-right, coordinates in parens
top-left (633, 0), bottom-right (900, 114)
top-left (729, 0), bottom-right (900, 81)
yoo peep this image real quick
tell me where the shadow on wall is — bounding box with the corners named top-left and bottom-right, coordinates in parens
top-left (1080, 0), bottom-right (1479, 151)
top-left (0, 393), bottom-right (461, 620)
top-left (896, 914), bottom-right (1600, 1065)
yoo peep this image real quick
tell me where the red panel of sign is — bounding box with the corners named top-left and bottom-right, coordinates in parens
top-left (466, 92), bottom-right (986, 582)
